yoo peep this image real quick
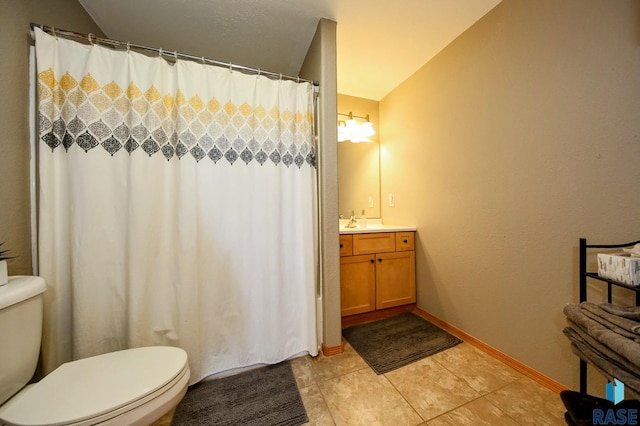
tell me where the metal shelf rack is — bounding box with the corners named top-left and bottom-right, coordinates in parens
top-left (578, 238), bottom-right (640, 393)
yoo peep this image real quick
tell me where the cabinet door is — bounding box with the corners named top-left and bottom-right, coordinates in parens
top-left (375, 251), bottom-right (416, 309)
top-left (340, 254), bottom-right (376, 316)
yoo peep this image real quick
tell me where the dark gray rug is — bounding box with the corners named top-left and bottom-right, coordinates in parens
top-left (342, 312), bottom-right (462, 374)
top-left (172, 361), bottom-right (308, 426)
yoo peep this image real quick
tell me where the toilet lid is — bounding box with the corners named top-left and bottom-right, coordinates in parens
top-left (0, 276), bottom-right (46, 309)
top-left (0, 346), bottom-right (188, 426)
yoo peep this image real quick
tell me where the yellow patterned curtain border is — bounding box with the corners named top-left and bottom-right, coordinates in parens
top-left (38, 69), bottom-right (315, 167)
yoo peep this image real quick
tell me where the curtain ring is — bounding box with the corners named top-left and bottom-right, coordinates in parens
top-left (174, 51), bottom-right (178, 61)
top-left (279, 73), bottom-right (282, 81)
top-left (52, 27), bottom-right (57, 39)
top-left (126, 41), bottom-right (130, 52)
top-left (228, 62), bottom-right (233, 72)
top-left (201, 56), bottom-right (205, 65)
top-left (297, 76), bottom-right (300, 83)
top-left (159, 48), bottom-right (163, 57)
top-left (87, 33), bottom-right (94, 45)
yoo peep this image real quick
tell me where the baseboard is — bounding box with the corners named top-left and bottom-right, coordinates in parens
top-left (322, 341), bottom-right (344, 356)
top-left (413, 307), bottom-right (569, 394)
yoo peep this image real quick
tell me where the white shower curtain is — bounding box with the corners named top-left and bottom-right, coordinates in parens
top-left (34, 28), bottom-right (318, 383)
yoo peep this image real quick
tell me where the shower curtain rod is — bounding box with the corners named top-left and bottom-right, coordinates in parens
top-left (30, 23), bottom-right (319, 87)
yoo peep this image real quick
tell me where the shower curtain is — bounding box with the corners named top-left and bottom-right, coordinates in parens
top-left (34, 28), bottom-right (318, 383)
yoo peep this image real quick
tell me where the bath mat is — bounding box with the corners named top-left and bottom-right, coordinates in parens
top-left (172, 361), bottom-right (308, 426)
top-left (342, 312), bottom-right (462, 374)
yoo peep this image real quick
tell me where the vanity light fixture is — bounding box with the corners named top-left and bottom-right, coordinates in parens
top-left (337, 112), bottom-right (376, 143)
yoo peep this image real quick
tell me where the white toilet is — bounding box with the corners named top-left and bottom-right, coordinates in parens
top-left (0, 276), bottom-right (190, 426)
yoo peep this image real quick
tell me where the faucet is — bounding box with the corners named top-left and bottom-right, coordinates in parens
top-left (347, 210), bottom-right (357, 228)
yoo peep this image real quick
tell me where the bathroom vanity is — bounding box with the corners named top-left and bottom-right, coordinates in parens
top-left (339, 224), bottom-right (416, 317)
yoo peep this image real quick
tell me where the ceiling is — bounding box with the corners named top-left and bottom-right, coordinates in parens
top-left (78, 0), bottom-right (501, 101)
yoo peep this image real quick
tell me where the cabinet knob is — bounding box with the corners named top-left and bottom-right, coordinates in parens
top-left (403, 239), bottom-right (408, 243)
top-left (340, 244), bottom-right (343, 248)
top-left (370, 259), bottom-right (374, 264)
top-left (378, 258), bottom-right (382, 262)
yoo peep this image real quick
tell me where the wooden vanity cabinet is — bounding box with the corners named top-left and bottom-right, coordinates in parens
top-left (340, 232), bottom-right (416, 317)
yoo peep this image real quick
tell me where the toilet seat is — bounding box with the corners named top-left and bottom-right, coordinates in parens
top-left (0, 346), bottom-right (190, 426)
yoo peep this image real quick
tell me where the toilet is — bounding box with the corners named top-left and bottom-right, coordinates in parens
top-left (0, 276), bottom-right (190, 426)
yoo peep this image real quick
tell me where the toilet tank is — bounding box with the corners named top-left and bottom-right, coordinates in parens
top-left (0, 276), bottom-right (47, 405)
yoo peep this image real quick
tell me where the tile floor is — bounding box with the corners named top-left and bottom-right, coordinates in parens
top-left (291, 341), bottom-right (567, 425)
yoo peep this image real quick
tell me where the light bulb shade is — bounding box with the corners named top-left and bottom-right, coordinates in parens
top-left (350, 127), bottom-right (369, 143)
top-left (360, 122), bottom-right (375, 138)
top-left (345, 119), bottom-right (358, 133)
top-left (337, 121), bottom-right (349, 142)
top-left (336, 115), bottom-right (375, 143)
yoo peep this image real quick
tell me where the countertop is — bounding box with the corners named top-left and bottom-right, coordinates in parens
top-left (338, 219), bottom-right (416, 234)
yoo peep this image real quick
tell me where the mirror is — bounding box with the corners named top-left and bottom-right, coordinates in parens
top-left (337, 94), bottom-right (381, 219)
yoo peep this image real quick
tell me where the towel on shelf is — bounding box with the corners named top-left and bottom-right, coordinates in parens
top-left (599, 303), bottom-right (640, 322)
top-left (563, 301), bottom-right (640, 401)
top-left (579, 302), bottom-right (640, 342)
top-left (564, 323), bottom-right (640, 400)
top-left (563, 323), bottom-right (640, 377)
top-left (568, 340), bottom-right (640, 400)
top-left (563, 304), bottom-right (640, 370)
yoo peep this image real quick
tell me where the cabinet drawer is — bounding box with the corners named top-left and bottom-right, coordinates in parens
top-left (340, 235), bottom-right (353, 256)
top-left (353, 232), bottom-right (395, 255)
top-left (396, 232), bottom-right (415, 251)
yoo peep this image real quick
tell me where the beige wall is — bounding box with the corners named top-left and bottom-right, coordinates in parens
top-left (300, 19), bottom-right (341, 350)
top-left (380, 0), bottom-right (640, 393)
top-left (337, 94), bottom-right (381, 219)
top-left (0, 0), bottom-right (104, 275)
